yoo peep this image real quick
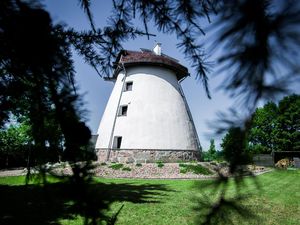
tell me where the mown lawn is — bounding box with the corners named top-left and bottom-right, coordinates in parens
top-left (0, 170), bottom-right (299, 225)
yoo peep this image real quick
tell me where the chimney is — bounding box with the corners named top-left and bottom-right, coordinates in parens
top-left (153, 43), bottom-right (162, 55)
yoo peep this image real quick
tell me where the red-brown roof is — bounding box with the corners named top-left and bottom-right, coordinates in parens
top-left (111, 50), bottom-right (189, 80)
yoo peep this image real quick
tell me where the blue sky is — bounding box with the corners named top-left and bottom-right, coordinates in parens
top-left (43, 0), bottom-right (244, 150)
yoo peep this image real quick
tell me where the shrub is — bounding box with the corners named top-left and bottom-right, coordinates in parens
top-left (109, 163), bottom-right (123, 170)
top-left (179, 163), bottom-right (187, 168)
top-left (179, 164), bottom-right (213, 175)
top-left (156, 161), bottom-right (164, 168)
top-left (157, 163), bottom-right (164, 168)
top-left (135, 163), bottom-right (142, 167)
top-left (180, 169), bottom-right (188, 174)
top-left (100, 162), bottom-right (107, 166)
top-left (122, 167), bottom-right (132, 171)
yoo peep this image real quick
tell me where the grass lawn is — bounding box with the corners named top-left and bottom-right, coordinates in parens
top-left (0, 170), bottom-right (299, 225)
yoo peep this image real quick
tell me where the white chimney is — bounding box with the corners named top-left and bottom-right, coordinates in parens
top-left (153, 43), bottom-right (162, 55)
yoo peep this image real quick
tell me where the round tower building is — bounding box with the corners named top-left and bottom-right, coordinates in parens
top-left (96, 44), bottom-right (201, 162)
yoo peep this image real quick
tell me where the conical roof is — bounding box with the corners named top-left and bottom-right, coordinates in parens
top-left (111, 49), bottom-right (189, 80)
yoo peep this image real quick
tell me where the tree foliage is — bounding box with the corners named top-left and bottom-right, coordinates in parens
top-left (0, 0), bottom-right (93, 169)
top-left (230, 94), bottom-right (300, 154)
top-left (0, 120), bottom-right (31, 148)
top-left (213, 0), bottom-right (300, 106)
top-left (221, 127), bottom-right (252, 171)
top-left (203, 139), bottom-right (219, 161)
top-left (0, 119), bottom-right (31, 168)
top-left (275, 94), bottom-right (300, 151)
top-left (248, 102), bottom-right (278, 153)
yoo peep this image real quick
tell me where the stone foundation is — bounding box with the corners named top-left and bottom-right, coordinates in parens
top-left (96, 149), bottom-right (201, 163)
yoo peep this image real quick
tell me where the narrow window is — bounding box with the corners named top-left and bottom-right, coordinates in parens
top-left (113, 136), bottom-right (122, 149)
top-left (119, 105), bottom-right (128, 116)
top-left (125, 81), bottom-right (133, 91)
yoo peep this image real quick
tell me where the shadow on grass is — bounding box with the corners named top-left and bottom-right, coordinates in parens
top-left (192, 170), bottom-right (261, 225)
top-left (0, 181), bottom-right (172, 225)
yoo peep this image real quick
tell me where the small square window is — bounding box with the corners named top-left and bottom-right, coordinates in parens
top-left (119, 105), bottom-right (128, 116)
top-left (113, 136), bottom-right (122, 149)
top-left (125, 81), bottom-right (133, 91)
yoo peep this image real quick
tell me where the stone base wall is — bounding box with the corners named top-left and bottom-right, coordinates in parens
top-left (96, 149), bottom-right (201, 163)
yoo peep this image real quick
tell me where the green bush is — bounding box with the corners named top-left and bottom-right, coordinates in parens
top-left (179, 164), bottom-right (213, 175)
top-left (109, 163), bottom-right (123, 170)
top-left (135, 163), bottom-right (142, 167)
top-left (156, 161), bottom-right (164, 168)
top-left (100, 162), bottom-right (107, 166)
top-left (179, 163), bottom-right (187, 168)
top-left (180, 169), bottom-right (188, 174)
top-left (157, 163), bottom-right (164, 168)
top-left (122, 167), bottom-right (132, 171)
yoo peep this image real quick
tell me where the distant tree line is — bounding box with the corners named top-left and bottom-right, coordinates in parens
top-left (203, 94), bottom-right (300, 162)
top-left (221, 94), bottom-right (300, 157)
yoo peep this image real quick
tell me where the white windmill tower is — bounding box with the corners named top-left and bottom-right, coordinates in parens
top-left (96, 43), bottom-right (201, 163)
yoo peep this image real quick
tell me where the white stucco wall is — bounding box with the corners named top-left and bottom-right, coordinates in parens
top-left (96, 65), bottom-right (199, 150)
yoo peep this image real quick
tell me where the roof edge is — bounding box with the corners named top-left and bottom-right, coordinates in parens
top-left (111, 50), bottom-right (189, 80)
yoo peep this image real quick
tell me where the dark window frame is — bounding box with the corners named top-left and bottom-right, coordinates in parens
top-left (119, 105), bottom-right (128, 116)
top-left (113, 136), bottom-right (122, 149)
top-left (124, 81), bottom-right (133, 91)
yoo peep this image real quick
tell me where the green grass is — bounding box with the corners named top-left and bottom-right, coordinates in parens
top-left (0, 170), bottom-right (299, 225)
top-left (0, 175), bottom-right (27, 185)
top-left (0, 175), bottom-right (60, 185)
